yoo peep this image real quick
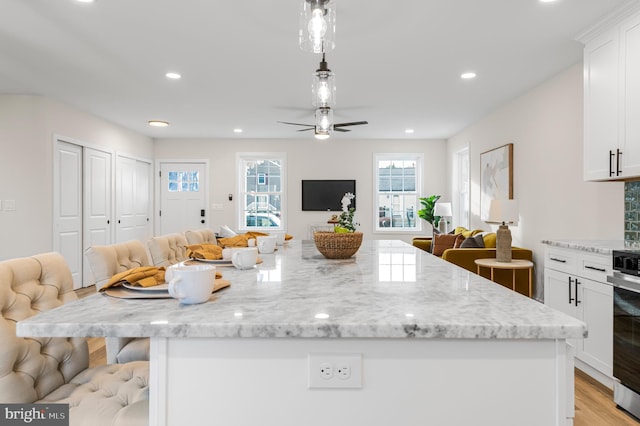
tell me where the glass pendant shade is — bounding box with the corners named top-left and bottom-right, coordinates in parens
top-left (312, 67), bottom-right (336, 107)
top-left (299, 0), bottom-right (336, 53)
top-left (315, 107), bottom-right (333, 133)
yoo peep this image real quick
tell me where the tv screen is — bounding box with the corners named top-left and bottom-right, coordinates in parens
top-left (302, 180), bottom-right (356, 211)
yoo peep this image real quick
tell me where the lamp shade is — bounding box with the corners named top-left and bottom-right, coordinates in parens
top-left (488, 199), bottom-right (519, 224)
top-left (299, 0), bottom-right (336, 53)
top-left (433, 202), bottom-right (452, 217)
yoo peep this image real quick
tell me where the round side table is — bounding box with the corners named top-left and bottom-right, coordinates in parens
top-left (474, 258), bottom-right (534, 297)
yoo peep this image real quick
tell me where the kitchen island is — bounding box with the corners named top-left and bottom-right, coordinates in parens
top-left (18, 240), bottom-right (586, 426)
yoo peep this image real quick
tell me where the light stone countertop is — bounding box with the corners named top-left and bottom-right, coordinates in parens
top-left (18, 240), bottom-right (586, 340)
top-left (541, 239), bottom-right (629, 255)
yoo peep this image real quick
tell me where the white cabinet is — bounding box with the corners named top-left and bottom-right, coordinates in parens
top-left (583, 9), bottom-right (640, 181)
top-left (544, 247), bottom-right (613, 379)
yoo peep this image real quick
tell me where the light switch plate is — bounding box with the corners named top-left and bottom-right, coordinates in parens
top-left (0, 200), bottom-right (2, 211)
top-left (4, 200), bottom-right (15, 211)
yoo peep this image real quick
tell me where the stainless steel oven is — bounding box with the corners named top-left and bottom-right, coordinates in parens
top-left (609, 250), bottom-right (640, 419)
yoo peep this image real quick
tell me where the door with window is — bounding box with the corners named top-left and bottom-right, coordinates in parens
top-left (159, 161), bottom-right (208, 235)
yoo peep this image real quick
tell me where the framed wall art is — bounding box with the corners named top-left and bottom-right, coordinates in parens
top-left (480, 143), bottom-right (513, 222)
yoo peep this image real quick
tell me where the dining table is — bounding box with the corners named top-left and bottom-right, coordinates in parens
top-left (17, 239), bottom-right (586, 426)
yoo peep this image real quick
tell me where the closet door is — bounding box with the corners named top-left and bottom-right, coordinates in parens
top-left (116, 155), bottom-right (152, 243)
top-left (54, 141), bottom-right (83, 289)
top-left (83, 148), bottom-right (113, 285)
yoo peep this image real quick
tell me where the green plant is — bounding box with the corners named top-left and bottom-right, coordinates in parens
top-left (417, 195), bottom-right (441, 228)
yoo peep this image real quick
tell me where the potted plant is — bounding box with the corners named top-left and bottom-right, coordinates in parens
top-left (314, 193), bottom-right (363, 259)
top-left (417, 195), bottom-right (441, 229)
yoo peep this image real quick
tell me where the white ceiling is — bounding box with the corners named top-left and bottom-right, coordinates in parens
top-left (0, 0), bottom-right (631, 140)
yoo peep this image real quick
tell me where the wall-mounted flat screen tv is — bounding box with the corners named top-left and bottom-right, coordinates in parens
top-left (302, 180), bottom-right (356, 211)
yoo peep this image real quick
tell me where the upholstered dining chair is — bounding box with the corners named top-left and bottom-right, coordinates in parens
top-left (147, 233), bottom-right (189, 267)
top-left (84, 240), bottom-right (151, 364)
top-left (0, 252), bottom-right (148, 426)
top-left (185, 228), bottom-right (217, 245)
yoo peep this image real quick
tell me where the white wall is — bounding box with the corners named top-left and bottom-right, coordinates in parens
top-left (0, 95), bottom-right (153, 260)
top-left (448, 63), bottom-right (624, 299)
top-left (154, 138), bottom-right (448, 243)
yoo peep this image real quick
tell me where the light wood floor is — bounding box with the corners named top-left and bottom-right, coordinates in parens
top-left (75, 287), bottom-right (640, 425)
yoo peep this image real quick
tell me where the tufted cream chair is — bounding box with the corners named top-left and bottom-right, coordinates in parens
top-left (0, 252), bottom-right (148, 426)
top-left (84, 240), bottom-right (151, 364)
top-left (147, 233), bottom-right (189, 267)
top-left (185, 228), bottom-right (217, 245)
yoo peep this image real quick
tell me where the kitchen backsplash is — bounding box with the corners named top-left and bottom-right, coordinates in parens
top-left (626, 181), bottom-right (640, 242)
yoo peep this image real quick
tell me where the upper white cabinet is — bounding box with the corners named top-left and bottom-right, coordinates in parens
top-left (583, 9), bottom-right (640, 181)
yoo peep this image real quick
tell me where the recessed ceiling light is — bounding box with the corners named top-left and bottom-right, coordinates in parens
top-left (148, 120), bottom-right (169, 127)
top-left (165, 72), bottom-right (181, 80)
top-left (405, 129), bottom-right (415, 134)
top-left (539, 0), bottom-right (558, 3)
top-left (461, 72), bottom-right (477, 79)
top-left (233, 128), bottom-right (243, 133)
top-left (76, 0), bottom-right (95, 3)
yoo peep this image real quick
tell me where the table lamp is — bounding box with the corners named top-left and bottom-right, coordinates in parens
top-left (488, 199), bottom-right (519, 262)
top-left (433, 202), bottom-right (452, 234)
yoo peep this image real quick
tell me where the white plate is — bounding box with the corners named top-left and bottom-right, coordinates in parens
top-left (191, 258), bottom-right (233, 265)
top-left (123, 282), bottom-right (169, 292)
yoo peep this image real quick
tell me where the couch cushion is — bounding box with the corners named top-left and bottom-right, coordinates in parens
top-left (432, 233), bottom-right (465, 256)
top-left (459, 234), bottom-right (485, 248)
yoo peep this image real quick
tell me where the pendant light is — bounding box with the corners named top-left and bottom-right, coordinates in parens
top-left (312, 53), bottom-right (336, 107)
top-left (299, 0), bottom-right (336, 53)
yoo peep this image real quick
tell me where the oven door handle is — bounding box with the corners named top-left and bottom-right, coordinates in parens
top-left (608, 272), bottom-right (640, 294)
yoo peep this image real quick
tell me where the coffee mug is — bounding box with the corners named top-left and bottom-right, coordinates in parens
top-left (168, 264), bottom-right (216, 304)
top-left (256, 235), bottom-right (277, 254)
top-left (273, 232), bottom-right (286, 246)
top-left (232, 247), bottom-right (258, 269)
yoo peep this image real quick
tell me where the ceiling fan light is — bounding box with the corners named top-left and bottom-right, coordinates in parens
top-left (299, 0), bottom-right (336, 53)
top-left (314, 130), bottom-right (330, 140)
top-left (315, 107), bottom-right (333, 131)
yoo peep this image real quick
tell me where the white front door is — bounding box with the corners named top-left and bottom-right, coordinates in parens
top-left (159, 162), bottom-right (208, 235)
top-left (54, 141), bottom-right (83, 289)
top-left (83, 147), bottom-right (112, 285)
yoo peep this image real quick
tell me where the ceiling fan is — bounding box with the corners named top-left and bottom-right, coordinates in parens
top-left (278, 107), bottom-right (368, 140)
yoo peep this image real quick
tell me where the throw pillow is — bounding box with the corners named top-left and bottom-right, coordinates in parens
top-left (459, 234), bottom-right (485, 248)
top-left (481, 232), bottom-right (497, 248)
top-left (432, 233), bottom-right (465, 256)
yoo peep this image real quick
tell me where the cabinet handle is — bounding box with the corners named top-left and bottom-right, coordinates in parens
top-left (574, 279), bottom-right (581, 307)
top-left (610, 150), bottom-right (615, 177)
top-left (584, 265), bottom-right (606, 272)
top-left (617, 148), bottom-right (623, 176)
top-left (568, 277), bottom-right (574, 304)
top-left (550, 257), bottom-right (567, 263)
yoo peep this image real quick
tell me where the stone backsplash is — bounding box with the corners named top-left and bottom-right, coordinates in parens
top-left (625, 181), bottom-right (640, 242)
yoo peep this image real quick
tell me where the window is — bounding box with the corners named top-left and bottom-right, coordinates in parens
top-left (374, 154), bottom-right (422, 232)
top-left (453, 148), bottom-right (470, 228)
top-left (237, 154), bottom-right (286, 231)
top-left (167, 171), bottom-right (200, 192)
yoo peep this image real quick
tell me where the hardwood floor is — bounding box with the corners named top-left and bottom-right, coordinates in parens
top-left (74, 286), bottom-right (640, 424)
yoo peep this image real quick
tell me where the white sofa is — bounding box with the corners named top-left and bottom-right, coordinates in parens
top-left (0, 252), bottom-right (148, 426)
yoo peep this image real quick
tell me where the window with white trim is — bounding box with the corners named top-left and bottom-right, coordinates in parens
top-left (237, 154), bottom-right (286, 231)
top-left (374, 154), bottom-right (422, 232)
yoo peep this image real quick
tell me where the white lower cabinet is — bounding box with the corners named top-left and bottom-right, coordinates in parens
top-left (544, 247), bottom-right (613, 381)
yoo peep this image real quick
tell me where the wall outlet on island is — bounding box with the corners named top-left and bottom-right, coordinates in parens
top-left (308, 353), bottom-right (362, 389)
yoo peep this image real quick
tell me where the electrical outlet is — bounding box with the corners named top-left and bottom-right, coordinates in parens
top-left (308, 353), bottom-right (362, 389)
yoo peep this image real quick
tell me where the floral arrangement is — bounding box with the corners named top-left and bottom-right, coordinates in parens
top-left (335, 192), bottom-right (359, 233)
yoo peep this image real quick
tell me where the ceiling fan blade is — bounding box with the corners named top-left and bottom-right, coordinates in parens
top-left (296, 127), bottom-right (315, 132)
top-left (333, 127), bottom-right (351, 132)
top-left (333, 121), bottom-right (369, 128)
top-left (278, 121), bottom-right (314, 127)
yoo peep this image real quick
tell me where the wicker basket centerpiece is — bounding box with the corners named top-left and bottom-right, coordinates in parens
top-left (314, 192), bottom-right (362, 259)
top-left (313, 231), bottom-right (363, 259)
